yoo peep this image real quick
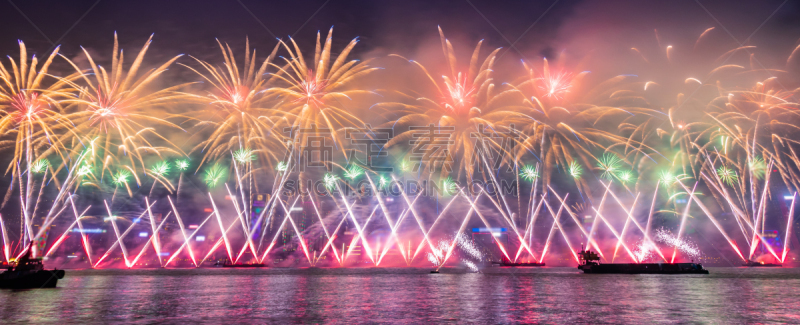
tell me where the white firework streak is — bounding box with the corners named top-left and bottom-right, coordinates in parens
top-left (633, 241), bottom-right (656, 262)
top-left (428, 234), bottom-right (485, 268)
top-left (463, 260), bottom-right (479, 272)
top-left (656, 228), bottom-right (701, 257)
top-left (427, 252), bottom-right (441, 266)
top-left (436, 239), bottom-right (449, 259)
top-left (456, 233), bottom-right (483, 261)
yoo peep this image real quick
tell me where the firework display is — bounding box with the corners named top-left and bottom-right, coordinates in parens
top-left (0, 26), bottom-right (798, 270)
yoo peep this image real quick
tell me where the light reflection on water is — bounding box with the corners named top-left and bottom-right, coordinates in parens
top-left (1, 267), bottom-right (799, 323)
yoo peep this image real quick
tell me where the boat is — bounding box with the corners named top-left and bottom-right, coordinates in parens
top-left (211, 261), bottom-right (266, 267)
top-left (221, 263), bottom-right (266, 268)
top-left (492, 257), bottom-right (545, 267)
top-left (743, 260), bottom-right (782, 267)
top-left (577, 249), bottom-right (709, 274)
top-left (0, 247), bottom-right (65, 289)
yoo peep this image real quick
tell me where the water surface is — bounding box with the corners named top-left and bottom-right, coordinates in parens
top-left (1, 267), bottom-right (798, 323)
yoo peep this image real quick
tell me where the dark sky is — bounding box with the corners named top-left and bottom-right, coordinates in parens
top-left (1, 0), bottom-right (798, 66)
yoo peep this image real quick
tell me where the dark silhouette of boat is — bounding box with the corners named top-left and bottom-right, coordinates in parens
top-left (492, 257), bottom-right (545, 267)
top-left (577, 249), bottom-right (709, 274)
top-left (0, 246), bottom-right (65, 289)
top-left (743, 259), bottom-right (782, 267)
top-left (220, 262), bottom-right (266, 268)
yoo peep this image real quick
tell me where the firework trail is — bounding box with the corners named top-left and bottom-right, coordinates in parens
top-left (1, 26), bottom-right (799, 269)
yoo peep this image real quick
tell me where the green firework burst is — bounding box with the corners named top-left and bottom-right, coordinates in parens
top-left (31, 159), bottom-right (49, 174)
top-left (112, 170), bottom-right (131, 185)
top-left (520, 164), bottom-right (539, 182)
top-left (276, 161), bottom-right (288, 172)
top-left (233, 147), bottom-right (255, 163)
top-left (150, 161), bottom-right (170, 177)
top-left (717, 166), bottom-right (738, 186)
top-left (617, 170), bottom-right (634, 183)
top-left (749, 156), bottom-right (766, 179)
top-left (324, 173), bottom-right (339, 190)
top-left (379, 175), bottom-right (389, 189)
top-left (598, 153), bottom-right (623, 180)
top-left (175, 159), bottom-right (190, 172)
top-left (344, 165), bottom-right (363, 180)
top-left (203, 163), bottom-right (226, 188)
top-left (569, 161), bottom-right (583, 179)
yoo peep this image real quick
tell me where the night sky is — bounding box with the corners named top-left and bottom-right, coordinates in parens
top-left (1, 0), bottom-right (799, 65)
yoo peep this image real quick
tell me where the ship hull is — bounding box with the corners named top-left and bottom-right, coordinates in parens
top-left (222, 263), bottom-right (266, 268)
top-left (743, 262), bottom-right (781, 267)
top-left (493, 262), bottom-right (546, 267)
top-left (579, 263), bottom-right (709, 274)
top-left (0, 270), bottom-right (65, 289)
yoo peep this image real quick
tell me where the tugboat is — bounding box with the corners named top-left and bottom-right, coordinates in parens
top-left (491, 257), bottom-right (545, 267)
top-left (222, 263), bottom-right (266, 268)
top-left (743, 259), bottom-right (782, 267)
top-left (577, 249), bottom-right (709, 274)
top-left (0, 246), bottom-right (65, 289)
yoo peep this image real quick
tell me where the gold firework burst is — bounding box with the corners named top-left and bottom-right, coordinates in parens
top-left (60, 34), bottom-right (193, 180)
top-left (183, 37), bottom-right (283, 169)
